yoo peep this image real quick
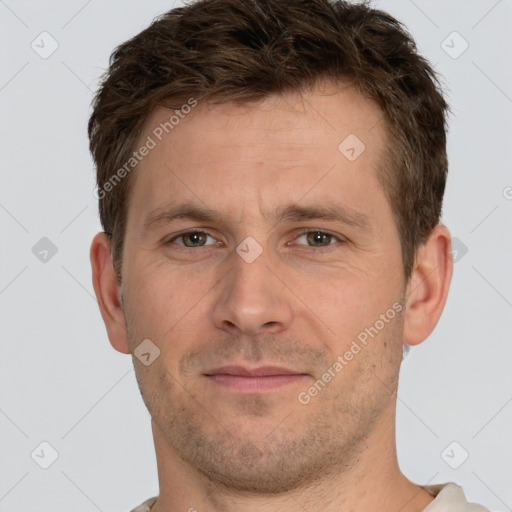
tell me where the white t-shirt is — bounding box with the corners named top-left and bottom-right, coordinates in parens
top-left (421, 483), bottom-right (490, 512)
top-left (130, 482), bottom-right (490, 511)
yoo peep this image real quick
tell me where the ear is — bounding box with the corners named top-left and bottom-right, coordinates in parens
top-left (403, 224), bottom-right (453, 346)
top-left (90, 232), bottom-right (131, 354)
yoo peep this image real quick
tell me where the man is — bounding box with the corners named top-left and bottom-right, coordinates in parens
top-left (88, 0), bottom-right (490, 511)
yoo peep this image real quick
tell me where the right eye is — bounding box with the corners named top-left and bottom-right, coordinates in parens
top-left (165, 230), bottom-right (218, 248)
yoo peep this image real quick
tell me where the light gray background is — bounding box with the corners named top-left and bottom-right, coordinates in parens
top-left (1, 1), bottom-right (511, 511)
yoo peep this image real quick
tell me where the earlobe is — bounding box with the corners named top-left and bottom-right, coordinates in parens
top-left (403, 224), bottom-right (453, 347)
top-left (90, 232), bottom-right (131, 354)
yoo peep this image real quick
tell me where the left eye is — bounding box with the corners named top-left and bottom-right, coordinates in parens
top-left (295, 230), bottom-right (342, 247)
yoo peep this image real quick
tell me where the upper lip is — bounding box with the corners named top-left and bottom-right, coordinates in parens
top-left (204, 365), bottom-right (307, 377)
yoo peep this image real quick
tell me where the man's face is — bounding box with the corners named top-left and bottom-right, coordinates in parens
top-left (121, 82), bottom-right (407, 493)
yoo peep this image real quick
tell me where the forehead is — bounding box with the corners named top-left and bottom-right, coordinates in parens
top-left (141, 81), bottom-right (384, 150)
top-left (127, 82), bottom-right (389, 226)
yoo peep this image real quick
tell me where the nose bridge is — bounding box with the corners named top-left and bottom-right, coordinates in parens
top-left (212, 241), bottom-right (293, 335)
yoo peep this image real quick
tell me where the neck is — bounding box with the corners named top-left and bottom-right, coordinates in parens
top-left (150, 401), bottom-right (435, 512)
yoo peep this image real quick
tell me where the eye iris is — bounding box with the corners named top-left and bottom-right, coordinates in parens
top-left (307, 231), bottom-right (331, 247)
top-left (183, 232), bottom-right (207, 247)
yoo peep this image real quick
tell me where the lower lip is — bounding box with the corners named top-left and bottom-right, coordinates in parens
top-left (205, 374), bottom-right (308, 391)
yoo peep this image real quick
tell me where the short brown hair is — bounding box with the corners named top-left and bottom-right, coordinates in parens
top-left (88, 0), bottom-right (449, 283)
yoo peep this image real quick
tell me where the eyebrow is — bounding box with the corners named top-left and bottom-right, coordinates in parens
top-left (142, 201), bottom-right (372, 233)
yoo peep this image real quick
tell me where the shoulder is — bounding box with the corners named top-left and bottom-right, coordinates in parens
top-left (129, 496), bottom-right (158, 512)
top-left (421, 483), bottom-right (490, 512)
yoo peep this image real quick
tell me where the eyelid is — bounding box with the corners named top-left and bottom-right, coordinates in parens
top-left (294, 227), bottom-right (346, 242)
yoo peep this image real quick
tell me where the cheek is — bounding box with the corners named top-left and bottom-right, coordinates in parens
top-left (306, 269), bottom-right (395, 341)
top-left (123, 257), bottom-right (217, 345)
top-left (127, 254), bottom-right (179, 302)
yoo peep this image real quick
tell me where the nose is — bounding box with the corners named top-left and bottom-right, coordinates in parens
top-left (212, 246), bottom-right (293, 336)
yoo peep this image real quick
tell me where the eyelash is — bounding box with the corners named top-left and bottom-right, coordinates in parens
top-left (165, 228), bottom-right (346, 252)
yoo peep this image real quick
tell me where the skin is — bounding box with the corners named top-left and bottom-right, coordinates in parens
top-left (91, 81), bottom-right (453, 512)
